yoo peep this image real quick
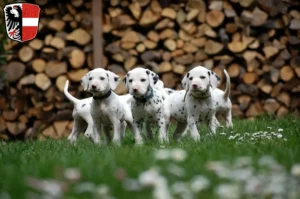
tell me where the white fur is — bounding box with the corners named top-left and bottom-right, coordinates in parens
top-left (82, 68), bottom-right (133, 144)
top-left (123, 68), bottom-right (169, 144)
top-left (64, 80), bottom-right (100, 143)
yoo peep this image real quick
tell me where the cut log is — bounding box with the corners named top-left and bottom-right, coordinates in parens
top-left (176, 9), bottom-right (186, 24)
top-left (173, 64), bottom-right (186, 75)
top-left (174, 54), bottom-right (194, 65)
top-left (271, 83), bottom-right (282, 97)
top-left (56, 75), bottom-right (68, 92)
top-left (121, 42), bottom-right (136, 50)
top-left (238, 95), bottom-right (251, 110)
top-left (144, 40), bottom-right (157, 49)
top-left (243, 72), bottom-right (257, 84)
top-left (251, 7), bottom-right (268, 27)
top-left (0, 117), bottom-right (6, 133)
top-left (227, 63), bottom-right (240, 78)
top-left (263, 99), bottom-right (280, 114)
top-left (129, 1), bottom-right (141, 20)
top-left (162, 7), bottom-right (176, 19)
top-left (147, 31), bottom-right (159, 42)
top-left (181, 22), bottom-right (197, 35)
top-left (3, 110), bottom-right (17, 121)
top-left (136, 43), bottom-right (146, 53)
top-left (159, 29), bottom-right (176, 40)
top-left (164, 39), bottom-right (176, 51)
top-left (240, 0), bottom-right (254, 7)
top-left (6, 122), bottom-right (26, 136)
top-left (162, 52), bottom-right (171, 61)
top-left (176, 39), bottom-right (184, 48)
top-left (246, 102), bottom-right (264, 117)
top-left (19, 46), bottom-right (34, 63)
top-left (195, 50), bottom-right (208, 61)
top-left (42, 126), bottom-right (58, 139)
top-left (35, 73), bottom-right (51, 91)
top-left (121, 30), bottom-right (141, 43)
top-left (156, 62), bottom-right (172, 73)
top-left (183, 42), bottom-right (198, 53)
top-left (53, 121), bottom-right (69, 138)
top-left (48, 19), bottom-right (65, 31)
top-left (280, 65), bottom-right (294, 82)
top-left (66, 28), bottom-right (91, 45)
top-left (139, 9), bottom-right (159, 26)
top-left (67, 69), bottom-right (89, 82)
top-left (228, 41), bottom-right (247, 53)
top-left (171, 49), bottom-right (185, 58)
top-left (5, 61), bottom-right (26, 82)
top-left (263, 46), bottom-right (279, 59)
top-left (150, 0), bottom-right (162, 13)
top-left (206, 10), bottom-right (225, 27)
top-left (125, 57), bottom-right (137, 71)
top-left (290, 19), bottom-right (300, 30)
top-left (49, 37), bottom-right (66, 49)
top-left (155, 18), bottom-right (175, 30)
top-left (204, 40), bottom-right (223, 55)
top-left (45, 61), bottom-right (67, 78)
top-left (277, 106), bottom-right (289, 117)
top-left (19, 74), bottom-right (35, 86)
top-left (35, 0), bottom-right (48, 6)
top-left (277, 92), bottom-right (291, 107)
top-left (68, 48), bottom-right (85, 68)
top-left (29, 39), bottom-right (43, 50)
top-left (225, 23), bottom-right (238, 34)
top-left (162, 72), bottom-right (179, 88)
top-left (136, 0), bottom-right (150, 7)
top-left (32, 58), bottom-right (46, 73)
top-left (186, 9), bottom-right (200, 21)
top-left (191, 37), bottom-right (206, 48)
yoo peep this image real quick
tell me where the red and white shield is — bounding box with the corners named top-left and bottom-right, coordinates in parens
top-left (3, 3), bottom-right (40, 43)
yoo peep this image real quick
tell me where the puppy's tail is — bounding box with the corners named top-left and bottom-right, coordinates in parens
top-left (223, 69), bottom-right (231, 100)
top-left (64, 80), bottom-right (80, 104)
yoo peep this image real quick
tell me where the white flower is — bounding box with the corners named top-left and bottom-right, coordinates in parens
top-left (154, 149), bottom-right (171, 161)
top-left (153, 176), bottom-right (172, 199)
top-left (171, 148), bottom-right (187, 162)
top-left (190, 175), bottom-right (210, 192)
top-left (74, 182), bottom-right (96, 193)
top-left (278, 128), bottom-right (283, 132)
top-left (277, 133), bottom-right (283, 139)
top-left (215, 183), bottom-right (241, 199)
top-left (220, 132), bottom-right (226, 136)
top-left (267, 126), bottom-right (272, 130)
top-left (123, 178), bottom-right (142, 191)
top-left (139, 169), bottom-right (160, 187)
top-left (231, 168), bottom-right (253, 181)
top-left (64, 168), bottom-right (81, 182)
top-left (291, 164), bottom-right (300, 177)
top-left (96, 184), bottom-right (110, 197)
top-left (171, 182), bottom-right (193, 199)
top-left (167, 164), bottom-right (185, 177)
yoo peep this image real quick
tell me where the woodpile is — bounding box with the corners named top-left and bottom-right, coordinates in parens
top-left (1, 0), bottom-right (300, 140)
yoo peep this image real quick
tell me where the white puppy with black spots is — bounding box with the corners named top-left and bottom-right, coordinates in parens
top-left (165, 69), bottom-right (232, 141)
top-left (123, 68), bottom-right (169, 144)
top-left (81, 68), bottom-right (133, 144)
top-left (64, 80), bottom-right (100, 144)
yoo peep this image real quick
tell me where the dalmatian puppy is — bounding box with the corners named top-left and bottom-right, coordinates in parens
top-left (212, 69), bottom-right (232, 128)
top-left (180, 66), bottom-right (222, 141)
top-left (64, 80), bottom-right (100, 143)
top-left (81, 68), bottom-right (133, 144)
top-left (123, 68), bottom-right (169, 144)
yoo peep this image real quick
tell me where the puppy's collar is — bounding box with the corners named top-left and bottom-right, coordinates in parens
top-left (93, 90), bottom-right (112, 100)
top-left (133, 87), bottom-right (154, 103)
top-left (190, 88), bottom-right (211, 99)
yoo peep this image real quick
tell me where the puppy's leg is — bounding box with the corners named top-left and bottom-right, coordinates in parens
top-left (145, 121), bottom-right (154, 140)
top-left (68, 118), bottom-right (86, 143)
top-left (111, 119), bottom-right (122, 144)
top-left (155, 115), bottom-right (168, 143)
top-left (102, 125), bottom-right (112, 144)
top-left (207, 113), bottom-right (218, 135)
top-left (173, 122), bottom-right (187, 142)
top-left (120, 121), bottom-right (127, 141)
top-left (225, 109), bottom-right (233, 128)
top-left (132, 119), bottom-right (144, 145)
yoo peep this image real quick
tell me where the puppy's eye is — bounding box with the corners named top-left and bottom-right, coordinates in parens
top-left (129, 79), bottom-right (133, 83)
top-left (100, 77), bottom-right (105, 80)
top-left (189, 77), bottom-right (193, 81)
top-left (141, 78), bottom-right (146, 82)
top-left (89, 77), bottom-right (93, 81)
top-left (200, 76), bottom-right (206, 79)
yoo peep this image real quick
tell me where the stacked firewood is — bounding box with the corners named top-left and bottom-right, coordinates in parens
top-left (0, 0), bottom-right (94, 140)
top-left (0, 0), bottom-right (300, 140)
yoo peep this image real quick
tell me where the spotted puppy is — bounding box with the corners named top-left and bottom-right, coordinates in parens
top-left (180, 66), bottom-right (222, 141)
top-left (64, 80), bottom-right (100, 143)
top-left (123, 68), bottom-right (169, 144)
top-left (212, 69), bottom-right (232, 128)
top-left (165, 69), bottom-right (221, 141)
top-left (81, 68), bottom-right (133, 144)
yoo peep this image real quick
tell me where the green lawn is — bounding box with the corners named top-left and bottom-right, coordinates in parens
top-left (0, 116), bottom-right (300, 199)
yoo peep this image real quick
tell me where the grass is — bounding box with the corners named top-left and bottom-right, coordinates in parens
top-left (0, 116), bottom-right (300, 199)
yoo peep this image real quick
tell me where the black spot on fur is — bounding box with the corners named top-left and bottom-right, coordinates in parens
top-left (82, 104), bottom-right (86, 107)
top-left (114, 77), bottom-right (119, 82)
top-left (208, 71), bottom-right (210, 76)
top-left (187, 73), bottom-right (190, 78)
top-left (123, 77), bottom-right (127, 84)
top-left (146, 70), bottom-right (150, 75)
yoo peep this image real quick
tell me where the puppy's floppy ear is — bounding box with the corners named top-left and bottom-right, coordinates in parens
top-left (146, 69), bottom-right (159, 87)
top-left (106, 70), bottom-right (120, 90)
top-left (209, 70), bottom-right (221, 89)
top-left (81, 71), bottom-right (90, 91)
top-left (122, 73), bottom-right (129, 89)
top-left (181, 72), bottom-right (189, 90)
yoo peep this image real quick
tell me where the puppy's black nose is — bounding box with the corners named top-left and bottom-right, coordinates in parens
top-left (92, 85), bottom-right (96, 89)
top-left (133, 88), bottom-right (138, 92)
top-left (192, 84), bottom-right (198, 88)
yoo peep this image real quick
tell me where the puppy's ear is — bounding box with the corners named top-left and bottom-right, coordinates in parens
top-left (209, 70), bottom-right (221, 89)
top-left (181, 72), bottom-right (189, 90)
top-left (81, 71), bottom-right (90, 91)
top-left (106, 70), bottom-right (120, 90)
top-left (146, 69), bottom-right (159, 87)
top-left (122, 73), bottom-right (129, 89)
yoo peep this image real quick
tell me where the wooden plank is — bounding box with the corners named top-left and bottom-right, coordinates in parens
top-left (92, 0), bottom-right (103, 68)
